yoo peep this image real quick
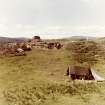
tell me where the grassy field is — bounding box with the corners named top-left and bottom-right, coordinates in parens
top-left (0, 48), bottom-right (105, 105)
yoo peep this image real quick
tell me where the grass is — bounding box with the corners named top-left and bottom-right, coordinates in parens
top-left (0, 48), bottom-right (105, 105)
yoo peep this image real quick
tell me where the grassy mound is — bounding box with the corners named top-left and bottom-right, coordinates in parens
top-left (0, 48), bottom-right (105, 105)
top-left (66, 41), bottom-right (105, 65)
top-left (3, 81), bottom-right (102, 105)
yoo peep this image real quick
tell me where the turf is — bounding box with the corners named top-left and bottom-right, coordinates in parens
top-left (0, 48), bottom-right (105, 105)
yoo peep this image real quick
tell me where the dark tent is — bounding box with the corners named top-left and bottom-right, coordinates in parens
top-left (66, 66), bottom-right (94, 80)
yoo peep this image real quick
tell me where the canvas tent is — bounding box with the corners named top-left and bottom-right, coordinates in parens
top-left (66, 66), bottom-right (104, 81)
top-left (91, 69), bottom-right (105, 81)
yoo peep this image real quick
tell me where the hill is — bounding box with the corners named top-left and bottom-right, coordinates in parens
top-left (0, 37), bottom-right (28, 43)
top-left (0, 45), bottom-right (105, 105)
top-left (62, 36), bottom-right (97, 41)
top-left (0, 36), bottom-right (105, 105)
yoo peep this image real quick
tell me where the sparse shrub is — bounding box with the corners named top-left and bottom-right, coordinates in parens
top-left (3, 82), bottom-right (100, 105)
top-left (66, 41), bottom-right (103, 65)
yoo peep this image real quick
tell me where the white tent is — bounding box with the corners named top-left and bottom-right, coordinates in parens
top-left (91, 69), bottom-right (105, 81)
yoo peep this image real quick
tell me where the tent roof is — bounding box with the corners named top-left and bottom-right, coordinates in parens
top-left (68, 65), bottom-right (104, 81)
top-left (91, 69), bottom-right (105, 81)
top-left (69, 66), bottom-right (91, 76)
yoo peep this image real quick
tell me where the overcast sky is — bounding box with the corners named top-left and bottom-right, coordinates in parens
top-left (0, 0), bottom-right (105, 39)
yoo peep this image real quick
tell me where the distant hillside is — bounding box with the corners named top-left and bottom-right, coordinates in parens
top-left (45, 36), bottom-right (97, 44)
top-left (0, 35), bottom-right (101, 44)
top-left (69, 36), bottom-right (97, 41)
top-left (0, 37), bottom-right (28, 43)
top-left (96, 37), bottom-right (105, 43)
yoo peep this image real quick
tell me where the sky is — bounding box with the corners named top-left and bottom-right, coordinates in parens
top-left (0, 0), bottom-right (105, 39)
